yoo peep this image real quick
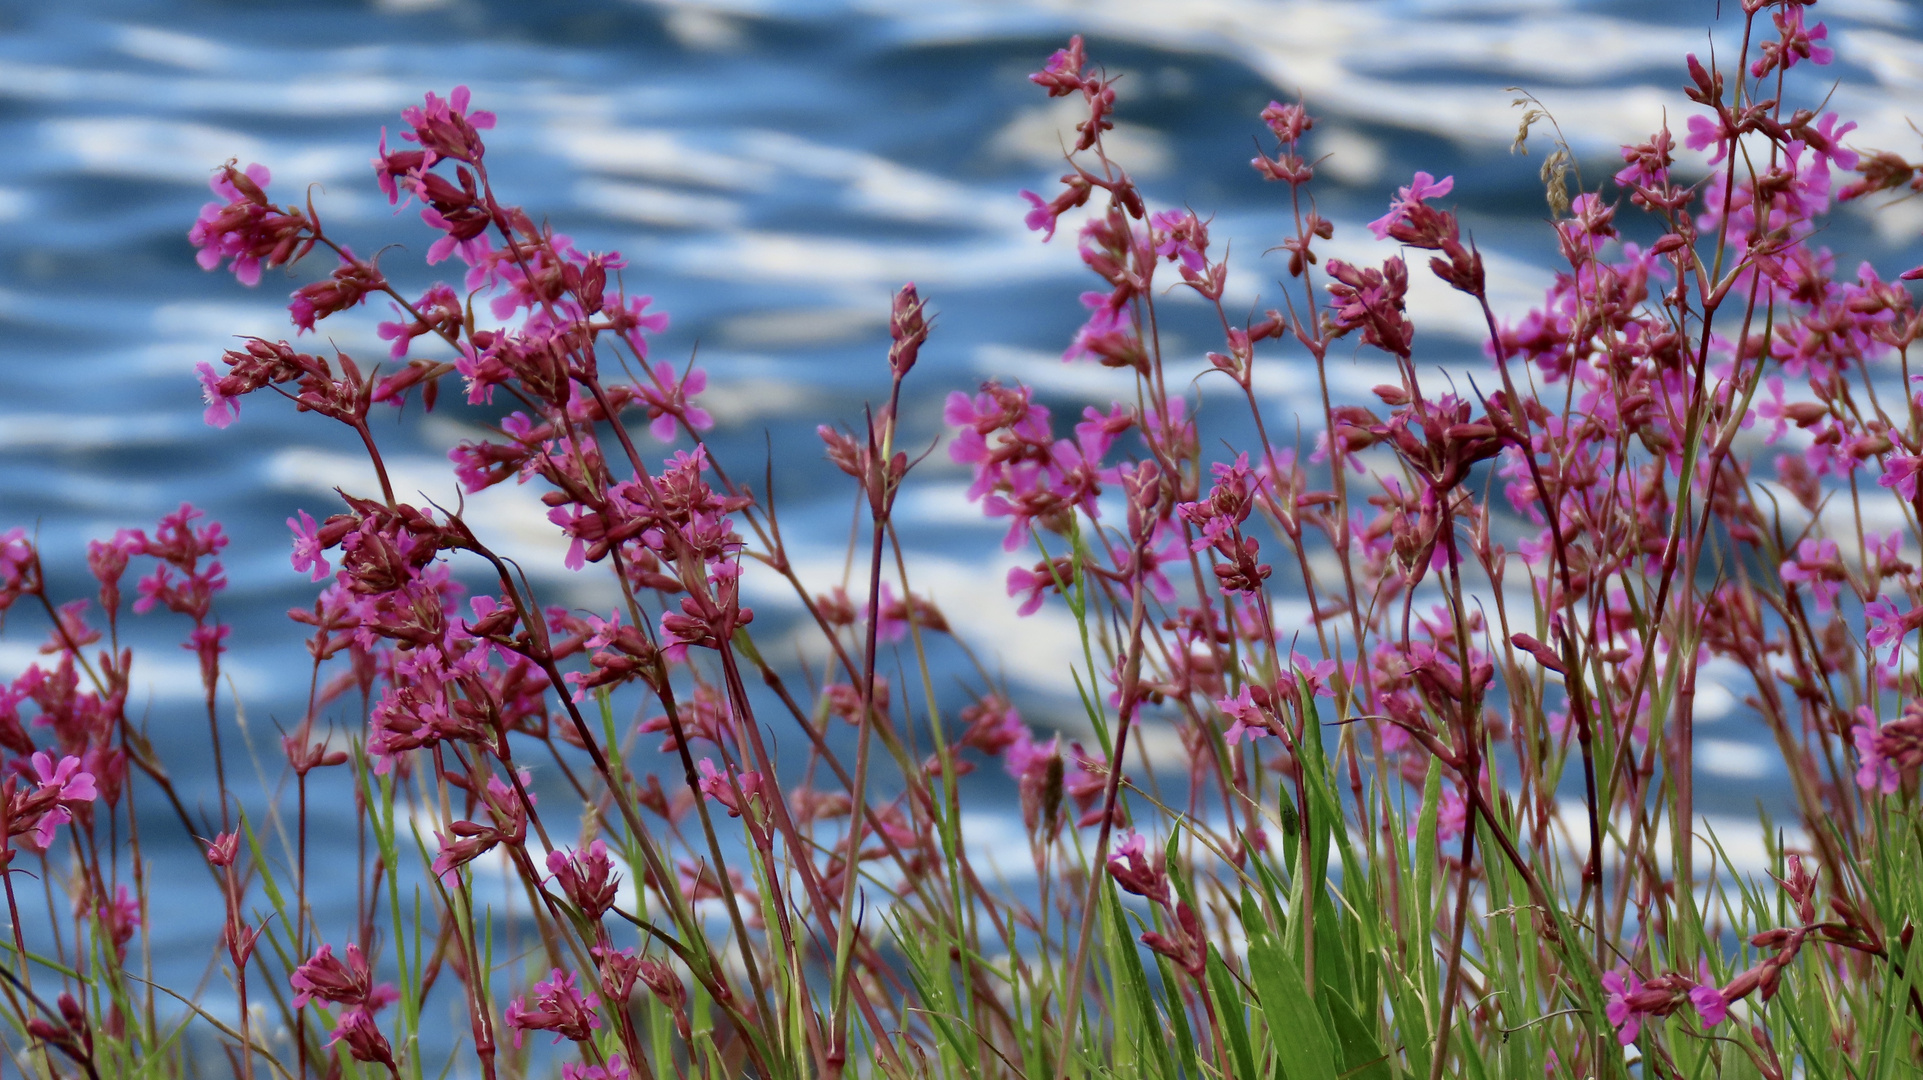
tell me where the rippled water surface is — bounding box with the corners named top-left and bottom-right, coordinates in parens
top-left (5, 0), bottom-right (1923, 992)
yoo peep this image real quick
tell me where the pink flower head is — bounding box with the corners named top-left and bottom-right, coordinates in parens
top-left (637, 362), bottom-right (711, 443)
top-left (289, 254), bottom-right (386, 333)
top-left (197, 362), bottom-right (240, 428)
top-left (1150, 209), bottom-right (1209, 272)
top-left (1063, 292), bottom-right (1138, 366)
top-left (608, 293), bottom-right (671, 359)
top-left (1602, 969), bottom-right (1647, 1045)
top-left (187, 623), bottom-right (229, 689)
top-left (1685, 113), bottom-right (1732, 167)
top-left (371, 127), bottom-right (426, 206)
top-left (1280, 651), bottom-right (1339, 700)
top-left (328, 1008), bottom-right (395, 1068)
top-left (1217, 684), bottom-right (1269, 745)
top-left (1854, 708), bottom-right (1900, 794)
top-left (1106, 831), bottom-right (1170, 904)
top-left (1751, 8), bottom-right (1832, 78)
top-left (1805, 112), bottom-right (1859, 172)
top-left (1028, 36), bottom-right (1086, 98)
top-left (288, 510), bottom-right (331, 582)
top-left (1689, 983), bottom-right (1728, 1028)
top-left (505, 968), bottom-right (602, 1047)
top-left (1260, 100), bottom-right (1312, 144)
top-left (1880, 454), bottom-right (1923, 502)
top-left (1615, 127), bottom-right (1675, 190)
top-left (1006, 564), bottom-right (1055, 617)
top-left (188, 162), bottom-right (311, 287)
top-left (0, 528), bottom-right (30, 605)
top-left (1778, 537), bottom-right (1843, 613)
top-left (547, 840), bottom-right (621, 919)
top-left (1866, 596), bottom-right (1923, 651)
top-left (400, 86), bottom-right (496, 166)
top-left (1367, 172), bottom-right (1454, 241)
top-left (32, 752), bottom-right (97, 806)
top-left (1021, 190), bottom-right (1057, 240)
top-left (291, 942), bottom-right (386, 1010)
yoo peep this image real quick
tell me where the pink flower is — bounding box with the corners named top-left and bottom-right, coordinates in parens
top-left (1260, 100), bottom-right (1312, 144)
top-left (197, 362), bottom-right (239, 428)
top-left (371, 126), bottom-right (425, 206)
top-left (1806, 112), bottom-right (1859, 171)
top-left (1615, 127), bottom-right (1675, 190)
top-left (1880, 454), bottom-right (1923, 502)
top-left (188, 162), bottom-right (297, 286)
top-left (1685, 113), bottom-right (1731, 167)
top-left (1216, 685), bottom-right (1269, 745)
top-left (636, 362), bottom-right (711, 443)
top-left (399, 86), bottom-right (496, 166)
top-left (1063, 292), bottom-right (1138, 366)
top-left (1689, 983), bottom-right (1728, 1028)
top-left (32, 753), bottom-right (97, 806)
top-left (288, 510), bottom-right (331, 582)
top-left (695, 758), bottom-right (763, 818)
top-left (505, 968), bottom-right (601, 1047)
top-left (1028, 36), bottom-right (1086, 98)
top-left (1150, 209), bottom-right (1208, 272)
top-left (1779, 538), bottom-right (1842, 613)
top-left (1021, 190), bottom-right (1057, 240)
top-left (1278, 651), bottom-right (1338, 700)
top-left (547, 840), bottom-right (620, 919)
top-left (1866, 597), bottom-right (1923, 650)
top-left (1006, 564), bottom-right (1054, 617)
top-left (1602, 969), bottom-right (1647, 1045)
top-left (607, 293), bottom-right (670, 358)
top-left (1367, 171), bottom-right (1454, 241)
top-left (289, 254), bottom-right (385, 333)
top-left (1751, 8), bottom-right (1832, 77)
top-left (291, 943), bottom-right (393, 1010)
top-left (1854, 709), bottom-right (1900, 794)
top-left (1106, 831), bottom-right (1169, 904)
top-left (328, 1008), bottom-right (395, 1068)
top-left (187, 623), bottom-right (229, 688)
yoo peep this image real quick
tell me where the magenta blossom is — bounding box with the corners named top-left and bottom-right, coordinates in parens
top-left (1021, 190), bottom-right (1056, 240)
top-left (32, 752), bottom-right (97, 806)
top-left (1690, 984), bottom-right (1728, 1028)
top-left (288, 510), bottom-right (331, 582)
top-left (1216, 685), bottom-right (1270, 745)
top-left (637, 362), bottom-right (712, 443)
top-left (1751, 7), bottom-right (1832, 77)
top-left (505, 968), bottom-right (602, 1047)
top-left (1879, 454), bottom-right (1923, 501)
top-left (196, 362), bottom-right (240, 428)
top-left (1602, 970), bottom-right (1648, 1044)
top-left (1854, 708), bottom-right (1901, 794)
top-left (1685, 113), bottom-right (1731, 167)
top-left (1368, 171), bottom-right (1454, 241)
top-left (1867, 597), bottom-right (1923, 651)
top-left (399, 85), bottom-right (496, 166)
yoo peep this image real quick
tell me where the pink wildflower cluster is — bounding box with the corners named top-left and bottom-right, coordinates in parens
top-left (41, 7), bottom-right (1923, 1076)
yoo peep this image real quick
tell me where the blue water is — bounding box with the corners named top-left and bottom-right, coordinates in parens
top-left (2, 0), bottom-right (1921, 1041)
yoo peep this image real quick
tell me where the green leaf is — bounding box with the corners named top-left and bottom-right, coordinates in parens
top-left (1108, 888), bottom-right (1176, 1080)
top-left (1207, 944), bottom-right (1260, 1080)
top-left (1154, 953), bottom-right (1201, 1080)
top-left (1247, 932), bottom-right (1338, 1080)
top-left (1322, 986), bottom-right (1390, 1080)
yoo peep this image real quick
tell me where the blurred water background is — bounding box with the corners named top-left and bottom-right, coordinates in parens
top-left (5, 0), bottom-right (1923, 1033)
